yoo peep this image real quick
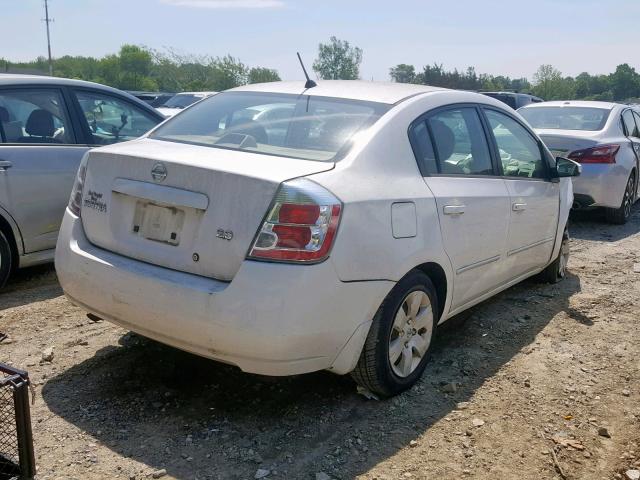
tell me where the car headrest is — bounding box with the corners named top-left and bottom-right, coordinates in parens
top-left (430, 119), bottom-right (455, 161)
top-left (25, 109), bottom-right (55, 137)
top-left (0, 106), bottom-right (9, 122)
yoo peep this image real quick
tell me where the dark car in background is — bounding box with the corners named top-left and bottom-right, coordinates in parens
top-left (127, 91), bottom-right (175, 108)
top-left (481, 91), bottom-right (543, 110)
top-left (0, 75), bottom-right (164, 287)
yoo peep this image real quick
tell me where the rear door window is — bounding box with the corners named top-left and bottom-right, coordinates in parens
top-left (409, 120), bottom-right (438, 175)
top-left (622, 110), bottom-right (640, 138)
top-left (74, 90), bottom-right (159, 145)
top-left (633, 112), bottom-right (640, 139)
top-left (0, 89), bottom-right (74, 144)
top-left (420, 107), bottom-right (494, 176)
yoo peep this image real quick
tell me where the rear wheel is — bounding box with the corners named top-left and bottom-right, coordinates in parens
top-left (0, 231), bottom-right (13, 289)
top-left (605, 173), bottom-right (635, 224)
top-left (351, 270), bottom-right (438, 398)
top-left (539, 227), bottom-right (569, 284)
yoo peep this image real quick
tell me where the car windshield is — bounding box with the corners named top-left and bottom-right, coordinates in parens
top-left (519, 106), bottom-right (610, 131)
top-left (162, 94), bottom-right (205, 109)
top-left (151, 91), bottom-right (390, 162)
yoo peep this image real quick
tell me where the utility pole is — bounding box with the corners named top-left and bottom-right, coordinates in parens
top-left (43, 0), bottom-right (53, 75)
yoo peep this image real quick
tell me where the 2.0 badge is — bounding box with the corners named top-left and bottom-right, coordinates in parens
top-left (216, 229), bottom-right (233, 241)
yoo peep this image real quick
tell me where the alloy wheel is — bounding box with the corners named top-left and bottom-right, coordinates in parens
top-left (388, 290), bottom-right (434, 378)
top-left (623, 175), bottom-right (635, 220)
top-left (558, 234), bottom-right (569, 278)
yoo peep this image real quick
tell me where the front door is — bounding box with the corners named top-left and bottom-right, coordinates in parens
top-left (483, 108), bottom-right (559, 280)
top-left (0, 87), bottom-right (88, 253)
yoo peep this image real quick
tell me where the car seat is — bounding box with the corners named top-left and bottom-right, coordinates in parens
top-left (17, 109), bottom-right (63, 144)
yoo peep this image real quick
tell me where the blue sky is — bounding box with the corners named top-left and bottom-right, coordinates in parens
top-left (2, 0), bottom-right (638, 82)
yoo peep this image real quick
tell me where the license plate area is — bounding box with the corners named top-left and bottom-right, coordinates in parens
top-left (133, 201), bottom-right (185, 246)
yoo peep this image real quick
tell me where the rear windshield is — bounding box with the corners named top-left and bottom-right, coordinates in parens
top-left (519, 106), bottom-right (610, 131)
top-left (162, 94), bottom-right (204, 109)
top-left (483, 93), bottom-right (517, 109)
top-left (150, 91), bottom-right (390, 162)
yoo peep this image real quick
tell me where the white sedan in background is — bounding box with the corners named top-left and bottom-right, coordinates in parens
top-left (519, 101), bottom-right (640, 223)
top-left (156, 91), bottom-right (216, 117)
top-left (56, 81), bottom-right (579, 397)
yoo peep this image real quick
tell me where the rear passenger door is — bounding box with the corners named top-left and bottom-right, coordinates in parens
top-left (410, 105), bottom-right (511, 312)
top-left (0, 86), bottom-right (89, 253)
top-left (482, 107), bottom-right (559, 281)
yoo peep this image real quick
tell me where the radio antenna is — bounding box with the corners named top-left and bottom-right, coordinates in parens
top-left (297, 52), bottom-right (317, 89)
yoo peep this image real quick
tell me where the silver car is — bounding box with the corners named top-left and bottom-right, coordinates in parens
top-left (0, 75), bottom-right (163, 287)
top-left (519, 101), bottom-right (640, 223)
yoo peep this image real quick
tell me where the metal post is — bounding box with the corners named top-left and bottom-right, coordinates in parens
top-left (13, 378), bottom-right (35, 479)
top-left (44, 0), bottom-right (53, 76)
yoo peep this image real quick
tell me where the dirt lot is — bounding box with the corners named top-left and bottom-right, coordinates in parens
top-left (1, 207), bottom-right (639, 480)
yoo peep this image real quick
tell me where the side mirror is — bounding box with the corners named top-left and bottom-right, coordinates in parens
top-left (554, 156), bottom-right (581, 177)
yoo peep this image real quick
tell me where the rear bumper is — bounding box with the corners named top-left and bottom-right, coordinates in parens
top-left (55, 211), bottom-right (393, 376)
top-left (571, 164), bottom-right (628, 209)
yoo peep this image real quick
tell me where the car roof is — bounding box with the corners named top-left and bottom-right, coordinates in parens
top-left (229, 80), bottom-right (447, 105)
top-left (0, 74), bottom-right (164, 118)
top-left (521, 100), bottom-right (620, 110)
top-left (0, 73), bottom-right (123, 92)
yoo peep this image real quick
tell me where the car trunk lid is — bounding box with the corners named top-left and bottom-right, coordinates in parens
top-left (535, 129), bottom-right (600, 157)
top-left (80, 138), bottom-right (334, 281)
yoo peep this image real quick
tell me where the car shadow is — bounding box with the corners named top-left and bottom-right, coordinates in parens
top-left (569, 203), bottom-right (640, 242)
top-left (41, 272), bottom-right (582, 479)
top-left (0, 264), bottom-right (61, 311)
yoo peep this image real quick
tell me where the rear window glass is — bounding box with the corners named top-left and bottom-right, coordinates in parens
top-left (151, 91), bottom-right (390, 162)
top-left (162, 94), bottom-right (206, 109)
top-left (519, 106), bottom-right (610, 131)
top-left (483, 93), bottom-right (517, 109)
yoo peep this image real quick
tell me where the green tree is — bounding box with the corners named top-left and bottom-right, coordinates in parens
top-left (532, 64), bottom-right (561, 99)
top-left (389, 64), bottom-right (416, 83)
top-left (208, 55), bottom-right (248, 90)
top-left (610, 63), bottom-right (640, 101)
top-left (313, 36), bottom-right (363, 80)
top-left (117, 44), bottom-right (156, 90)
top-left (248, 67), bottom-right (281, 84)
top-left (531, 64), bottom-right (575, 100)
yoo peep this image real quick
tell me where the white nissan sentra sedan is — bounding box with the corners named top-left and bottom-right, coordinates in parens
top-left (55, 81), bottom-right (580, 397)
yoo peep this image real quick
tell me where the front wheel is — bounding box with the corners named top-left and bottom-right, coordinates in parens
top-left (539, 227), bottom-right (569, 284)
top-left (605, 173), bottom-right (635, 225)
top-left (351, 270), bottom-right (438, 398)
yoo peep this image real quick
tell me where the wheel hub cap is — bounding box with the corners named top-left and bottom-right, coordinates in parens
top-left (388, 290), bottom-right (434, 378)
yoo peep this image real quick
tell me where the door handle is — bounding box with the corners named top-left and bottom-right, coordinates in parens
top-left (443, 205), bottom-right (466, 215)
top-left (512, 202), bottom-right (527, 212)
top-left (0, 160), bottom-right (12, 171)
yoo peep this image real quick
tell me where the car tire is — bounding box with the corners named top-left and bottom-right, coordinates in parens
top-left (539, 227), bottom-right (569, 284)
top-left (605, 173), bottom-right (635, 225)
top-left (0, 230), bottom-right (13, 289)
top-left (351, 270), bottom-right (438, 398)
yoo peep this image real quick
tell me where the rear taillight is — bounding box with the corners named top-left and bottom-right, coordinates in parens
top-left (568, 144), bottom-right (619, 164)
top-left (248, 178), bottom-right (342, 263)
top-left (68, 154), bottom-right (88, 216)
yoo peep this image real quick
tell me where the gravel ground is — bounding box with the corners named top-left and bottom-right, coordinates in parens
top-left (1, 206), bottom-right (639, 480)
